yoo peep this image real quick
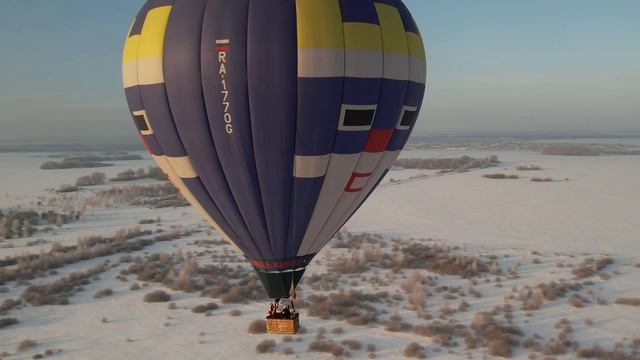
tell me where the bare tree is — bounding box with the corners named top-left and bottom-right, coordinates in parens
top-left (55, 215), bottom-right (64, 229)
top-left (11, 219), bottom-right (21, 238)
top-left (0, 218), bottom-right (7, 239)
top-left (22, 219), bottom-right (33, 237)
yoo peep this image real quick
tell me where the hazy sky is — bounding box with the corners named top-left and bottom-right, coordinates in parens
top-left (0, 0), bottom-right (638, 144)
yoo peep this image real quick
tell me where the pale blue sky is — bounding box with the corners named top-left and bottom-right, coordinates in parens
top-left (0, 0), bottom-right (638, 144)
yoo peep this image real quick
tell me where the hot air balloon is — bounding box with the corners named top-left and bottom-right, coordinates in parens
top-left (123, 0), bottom-right (426, 333)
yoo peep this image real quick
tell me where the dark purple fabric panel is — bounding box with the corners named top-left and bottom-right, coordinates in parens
top-left (342, 78), bottom-right (382, 105)
top-left (405, 82), bottom-right (426, 107)
top-left (399, 89), bottom-right (426, 149)
top-left (182, 178), bottom-right (253, 256)
top-left (129, 1), bottom-right (150, 36)
top-left (247, 0), bottom-right (297, 257)
top-left (374, 0), bottom-right (396, 7)
top-left (295, 77), bottom-right (344, 156)
top-left (124, 86), bottom-right (144, 112)
top-left (201, 0), bottom-right (273, 258)
top-left (371, 79), bottom-right (408, 130)
top-left (138, 83), bottom-right (187, 157)
top-left (333, 131), bottom-right (370, 154)
top-left (339, 0), bottom-right (379, 24)
top-left (163, 0), bottom-right (263, 259)
top-left (287, 76), bottom-right (345, 256)
top-left (387, 81), bottom-right (424, 150)
top-left (286, 177), bottom-right (324, 258)
top-left (393, 0), bottom-right (420, 33)
top-left (141, 134), bottom-right (163, 155)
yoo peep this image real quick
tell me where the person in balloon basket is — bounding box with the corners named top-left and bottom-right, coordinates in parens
top-left (267, 298), bottom-right (296, 320)
top-left (267, 299), bottom-right (280, 318)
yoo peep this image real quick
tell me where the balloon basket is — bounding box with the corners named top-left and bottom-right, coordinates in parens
top-left (266, 313), bottom-right (300, 335)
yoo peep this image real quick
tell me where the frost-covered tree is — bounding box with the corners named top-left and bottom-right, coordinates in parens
top-left (409, 283), bottom-right (426, 313)
top-left (55, 215), bottom-right (64, 229)
top-left (0, 218), bottom-right (7, 239)
top-left (22, 219), bottom-right (33, 237)
top-left (11, 218), bottom-right (21, 238)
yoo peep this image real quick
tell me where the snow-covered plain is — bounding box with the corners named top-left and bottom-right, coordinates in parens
top-left (0, 142), bottom-right (638, 360)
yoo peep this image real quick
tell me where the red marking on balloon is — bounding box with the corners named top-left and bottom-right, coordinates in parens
top-left (344, 172), bottom-right (373, 193)
top-left (139, 134), bottom-right (152, 154)
top-left (363, 129), bottom-right (394, 153)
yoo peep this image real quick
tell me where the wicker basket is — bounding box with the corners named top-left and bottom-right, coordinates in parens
top-left (266, 314), bottom-right (300, 335)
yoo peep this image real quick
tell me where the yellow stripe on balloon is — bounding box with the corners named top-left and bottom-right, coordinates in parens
top-left (296, 0), bottom-right (344, 49)
top-left (374, 3), bottom-right (409, 56)
top-left (138, 6), bottom-right (171, 58)
top-left (406, 32), bottom-right (426, 60)
top-left (122, 35), bottom-right (140, 64)
top-left (137, 6), bottom-right (172, 85)
top-left (122, 34), bottom-right (140, 88)
top-left (343, 22), bottom-right (382, 51)
top-left (151, 155), bottom-right (240, 252)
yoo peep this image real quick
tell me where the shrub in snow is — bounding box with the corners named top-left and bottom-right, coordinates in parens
top-left (395, 155), bottom-right (499, 171)
top-left (308, 340), bottom-right (346, 357)
top-left (143, 290), bottom-right (170, 303)
top-left (413, 322), bottom-right (469, 348)
top-left (75, 172), bottom-right (106, 187)
top-left (542, 339), bottom-right (569, 355)
top-left (305, 290), bottom-right (383, 326)
top-left (614, 298), bottom-right (640, 306)
top-left (569, 294), bottom-right (589, 308)
top-left (56, 184), bottom-right (79, 193)
top-left (384, 313), bottom-right (412, 332)
top-left (531, 177), bottom-right (553, 182)
top-left (255, 340), bottom-right (276, 354)
top-left (129, 283), bottom-right (141, 291)
top-left (191, 302), bottom-right (218, 314)
top-left (17, 339), bottom-right (37, 352)
top-left (488, 340), bottom-right (512, 358)
top-left (540, 144), bottom-right (599, 156)
top-left (483, 173), bottom-right (519, 180)
top-left (342, 339), bottom-right (362, 351)
top-left (571, 256), bottom-right (613, 279)
top-left (0, 317), bottom-right (19, 329)
top-left (403, 342), bottom-right (426, 359)
top-left (516, 165), bottom-right (542, 171)
top-left (0, 298), bottom-right (21, 313)
top-left (93, 289), bottom-right (113, 299)
top-left (247, 319), bottom-right (266, 334)
top-left (470, 312), bottom-right (523, 357)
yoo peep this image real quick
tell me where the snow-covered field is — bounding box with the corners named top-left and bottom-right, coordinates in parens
top-left (0, 141), bottom-right (638, 360)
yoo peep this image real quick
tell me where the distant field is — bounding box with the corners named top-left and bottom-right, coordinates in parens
top-left (0, 140), bottom-right (638, 359)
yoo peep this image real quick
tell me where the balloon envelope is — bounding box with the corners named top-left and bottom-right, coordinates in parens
top-left (123, 0), bottom-right (426, 298)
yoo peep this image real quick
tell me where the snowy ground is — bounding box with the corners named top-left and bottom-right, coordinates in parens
top-left (0, 141), bottom-right (639, 360)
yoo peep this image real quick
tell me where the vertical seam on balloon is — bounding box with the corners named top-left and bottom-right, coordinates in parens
top-left (184, 0), bottom-right (247, 252)
top-left (297, 0), bottom-right (349, 255)
top-left (198, 0), bottom-right (268, 262)
top-left (163, 0), bottom-right (259, 258)
top-left (244, 0), bottom-right (277, 260)
top-left (283, 0), bottom-right (299, 260)
top-left (292, 0), bottom-right (342, 256)
top-left (324, 0), bottom-right (417, 241)
top-left (138, 2), bottom-right (246, 258)
top-left (395, 0), bottom-right (424, 149)
top-left (139, 2), bottom-right (201, 209)
top-left (323, 0), bottom-right (413, 244)
top-left (305, 0), bottom-right (384, 254)
top-left (185, 0), bottom-right (257, 256)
